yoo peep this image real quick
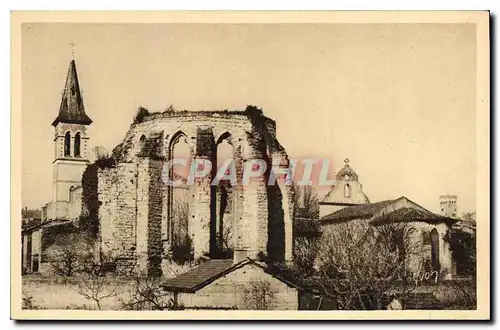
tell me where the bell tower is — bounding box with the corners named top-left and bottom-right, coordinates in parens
top-left (50, 59), bottom-right (92, 220)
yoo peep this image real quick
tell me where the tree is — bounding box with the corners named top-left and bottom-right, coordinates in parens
top-left (22, 288), bottom-right (36, 310)
top-left (46, 233), bottom-right (94, 276)
top-left (73, 251), bottom-right (120, 310)
top-left (133, 106), bottom-right (149, 124)
top-left (75, 275), bottom-right (116, 310)
top-left (293, 184), bottom-right (320, 220)
top-left (461, 212), bottom-right (476, 222)
top-left (291, 236), bottom-right (320, 279)
top-left (164, 104), bottom-right (176, 112)
top-left (170, 195), bottom-right (193, 263)
top-left (121, 273), bottom-right (182, 310)
top-left (92, 145), bottom-right (109, 161)
top-left (290, 184), bottom-right (321, 278)
top-left (445, 229), bottom-right (476, 276)
top-left (242, 280), bottom-right (277, 310)
top-left (314, 221), bottom-right (423, 310)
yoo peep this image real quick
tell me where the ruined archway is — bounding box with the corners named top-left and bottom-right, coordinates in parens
top-left (210, 131), bottom-right (236, 259)
top-left (95, 108), bottom-right (295, 273)
top-left (164, 131), bottom-right (192, 262)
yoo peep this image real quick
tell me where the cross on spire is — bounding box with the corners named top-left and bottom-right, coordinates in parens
top-left (52, 58), bottom-right (92, 126)
top-left (69, 42), bottom-right (75, 60)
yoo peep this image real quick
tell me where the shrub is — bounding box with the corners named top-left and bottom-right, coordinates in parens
top-left (133, 106), bottom-right (149, 124)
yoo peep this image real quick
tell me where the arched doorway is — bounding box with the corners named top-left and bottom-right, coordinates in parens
top-left (430, 228), bottom-right (440, 271)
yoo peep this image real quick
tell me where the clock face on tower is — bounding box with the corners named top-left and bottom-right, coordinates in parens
top-left (344, 174), bottom-right (350, 181)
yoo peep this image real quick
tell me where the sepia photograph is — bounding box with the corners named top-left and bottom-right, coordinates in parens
top-left (10, 11), bottom-right (490, 320)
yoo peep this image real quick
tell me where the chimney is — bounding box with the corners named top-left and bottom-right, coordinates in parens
top-left (233, 249), bottom-right (248, 264)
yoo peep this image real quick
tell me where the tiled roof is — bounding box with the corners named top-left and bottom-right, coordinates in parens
top-left (161, 259), bottom-right (235, 292)
top-left (21, 219), bottom-right (71, 234)
top-left (161, 259), bottom-right (302, 293)
top-left (321, 199), bottom-right (395, 223)
top-left (320, 196), bottom-right (456, 226)
top-left (52, 60), bottom-right (92, 126)
top-left (370, 207), bottom-right (455, 226)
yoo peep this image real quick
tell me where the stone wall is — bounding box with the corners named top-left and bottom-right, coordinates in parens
top-left (178, 263), bottom-right (299, 310)
top-left (97, 163), bottom-right (138, 271)
top-left (92, 107), bottom-right (295, 271)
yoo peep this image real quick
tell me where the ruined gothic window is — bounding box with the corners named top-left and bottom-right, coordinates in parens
top-left (74, 132), bottom-right (81, 157)
top-left (344, 183), bottom-right (351, 198)
top-left (139, 135), bottom-right (147, 155)
top-left (64, 132), bottom-right (71, 157)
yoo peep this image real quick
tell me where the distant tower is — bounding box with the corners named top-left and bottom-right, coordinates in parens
top-left (319, 158), bottom-right (370, 219)
top-left (50, 59), bottom-right (92, 220)
top-left (439, 195), bottom-right (458, 218)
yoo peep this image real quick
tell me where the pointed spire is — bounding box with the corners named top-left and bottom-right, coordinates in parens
top-left (52, 59), bottom-right (92, 126)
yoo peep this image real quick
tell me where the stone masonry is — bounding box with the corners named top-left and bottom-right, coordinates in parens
top-left (90, 106), bottom-right (295, 274)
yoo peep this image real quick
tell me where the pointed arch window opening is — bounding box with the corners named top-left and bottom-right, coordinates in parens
top-left (165, 132), bottom-right (190, 252)
top-left (64, 132), bottom-right (71, 157)
top-left (430, 228), bottom-right (440, 272)
top-left (139, 135), bottom-right (147, 156)
top-left (344, 183), bottom-right (351, 198)
top-left (74, 132), bottom-right (81, 158)
top-left (211, 133), bottom-right (235, 259)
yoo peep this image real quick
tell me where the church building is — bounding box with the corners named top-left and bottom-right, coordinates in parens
top-left (22, 59), bottom-right (92, 274)
top-left (318, 159), bottom-right (457, 279)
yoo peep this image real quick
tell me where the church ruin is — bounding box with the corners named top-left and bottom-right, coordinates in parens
top-left (89, 105), bottom-right (295, 274)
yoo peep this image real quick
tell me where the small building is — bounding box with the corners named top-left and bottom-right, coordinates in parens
top-left (161, 259), bottom-right (301, 310)
top-left (21, 219), bottom-right (73, 274)
top-left (319, 159), bottom-right (457, 279)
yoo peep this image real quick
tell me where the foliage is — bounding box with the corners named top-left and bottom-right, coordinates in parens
top-left (92, 145), bottom-right (109, 160)
top-left (314, 222), bottom-right (423, 310)
top-left (22, 288), bottom-right (36, 310)
top-left (291, 236), bottom-right (320, 279)
top-left (74, 275), bottom-right (116, 310)
top-left (293, 185), bottom-right (320, 220)
top-left (46, 232), bottom-right (95, 276)
top-left (121, 274), bottom-right (182, 310)
top-left (438, 279), bottom-right (476, 310)
top-left (72, 251), bottom-right (124, 310)
top-left (242, 280), bottom-right (277, 310)
top-left (170, 196), bottom-right (193, 263)
top-left (46, 232), bottom-right (120, 310)
top-left (289, 185), bottom-right (321, 278)
top-left (133, 106), bottom-right (149, 124)
top-left (444, 229), bottom-right (476, 276)
top-left (164, 104), bottom-right (176, 112)
top-left (94, 155), bottom-right (117, 169)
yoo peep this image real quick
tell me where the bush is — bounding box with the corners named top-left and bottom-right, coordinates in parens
top-left (133, 106), bottom-right (149, 124)
top-left (46, 232), bottom-right (95, 276)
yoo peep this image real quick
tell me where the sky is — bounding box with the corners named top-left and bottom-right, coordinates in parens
top-left (21, 23), bottom-right (477, 214)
